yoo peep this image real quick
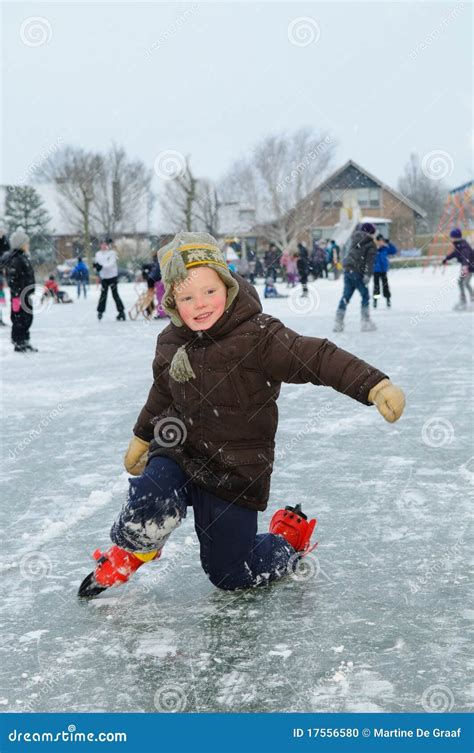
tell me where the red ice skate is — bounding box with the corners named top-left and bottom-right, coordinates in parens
top-left (78, 545), bottom-right (160, 599)
top-left (269, 504), bottom-right (317, 555)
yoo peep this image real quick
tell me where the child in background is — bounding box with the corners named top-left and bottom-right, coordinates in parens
top-left (441, 228), bottom-right (474, 310)
top-left (264, 277), bottom-right (288, 299)
top-left (42, 275), bottom-right (73, 304)
top-left (79, 232), bottom-right (405, 599)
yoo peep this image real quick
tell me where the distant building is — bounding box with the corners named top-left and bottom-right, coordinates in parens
top-left (294, 159), bottom-right (426, 250)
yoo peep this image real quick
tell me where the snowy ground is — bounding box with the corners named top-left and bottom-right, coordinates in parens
top-left (0, 267), bottom-right (472, 714)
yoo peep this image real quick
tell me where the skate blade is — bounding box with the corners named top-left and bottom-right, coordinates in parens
top-left (78, 572), bottom-right (108, 600)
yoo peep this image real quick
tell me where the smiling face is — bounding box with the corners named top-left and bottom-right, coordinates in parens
top-left (173, 266), bottom-right (228, 330)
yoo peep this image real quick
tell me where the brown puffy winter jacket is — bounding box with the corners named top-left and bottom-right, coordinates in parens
top-left (134, 274), bottom-right (388, 511)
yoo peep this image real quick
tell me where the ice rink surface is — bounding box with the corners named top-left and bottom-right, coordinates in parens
top-left (1, 267), bottom-right (472, 713)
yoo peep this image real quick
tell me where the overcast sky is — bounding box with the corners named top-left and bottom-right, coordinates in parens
top-left (2, 1), bottom-right (472, 194)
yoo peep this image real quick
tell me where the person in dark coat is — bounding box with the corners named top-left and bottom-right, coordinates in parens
top-left (264, 243), bottom-right (279, 281)
top-left (311, 242), bottom-right (327, 279)
top-left (3, 230), bottom-right (38, 352)
top-left (373, 235), bottom-right (397, 308)
top-left (329, 240), bottom-right (341, 280)
top-left (297, 242), bottom-right (310, 296)
top-left (79, 231), bottom-right (405, 598)
top-left (441, 228), bottom-right (474, 310)
top-left (334, 223), bottom-right (378, 332)
top-left (0, 227), bottom-right (10, 326)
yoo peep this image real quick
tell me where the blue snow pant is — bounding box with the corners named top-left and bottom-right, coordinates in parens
top-left (110, 456), bottom-right (294, 591)
top-left (337, 270), bottom-right (370, 314)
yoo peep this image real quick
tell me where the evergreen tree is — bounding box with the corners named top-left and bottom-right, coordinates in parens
top-left (5, 186), bottom-right (55, 263)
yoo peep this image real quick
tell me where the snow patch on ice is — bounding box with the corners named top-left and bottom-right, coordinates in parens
top-left (269, 644), bottom-right (292, 659)
top-left (19, 630), bottom-right (49, 643)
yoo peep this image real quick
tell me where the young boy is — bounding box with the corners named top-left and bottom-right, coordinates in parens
top-left (79, 232), bottom-right (405, 598)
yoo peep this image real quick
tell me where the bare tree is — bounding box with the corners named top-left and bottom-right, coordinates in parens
top-left (92, 144), bottom-right (154, 236)
top-left (160, 157), bottom-right (199, 232)
top-left (398, 153), bottom-right (448, 232)
top-left (36, 146), bottom-right (103, 264)
top-left (219, 127), bottom-right (335, 248)
top-left (194, 179), bottom-right (221, 236)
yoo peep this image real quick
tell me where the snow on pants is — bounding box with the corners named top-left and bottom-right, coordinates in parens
top-left (110, 456), bottom-right (294, 590)
top-left (337, 270), bottom-right (370, 313)
top-left (97, 276), bottom-right (125, 315)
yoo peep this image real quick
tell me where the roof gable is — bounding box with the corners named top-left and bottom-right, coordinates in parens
top-left (318, 159), bottom-right (426, 217)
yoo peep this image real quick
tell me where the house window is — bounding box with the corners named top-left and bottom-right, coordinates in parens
top-left (357, 188), bottom-right (369, 207)
top-left (321, 189), bottom-right (343, 207)
top-left (331, 190), bottom-right (343, 207)
top-left (369, 188), bottom-right (380, 207)
top-left (239, 209), bottom-right (255, 224)
top-left (321, 190), bottom-right (331, 208)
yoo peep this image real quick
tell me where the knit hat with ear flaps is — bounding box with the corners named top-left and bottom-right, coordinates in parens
top-left (158, 231), bottom-right (239, 327)
top-left (158, 231), bottom-right (240, 384)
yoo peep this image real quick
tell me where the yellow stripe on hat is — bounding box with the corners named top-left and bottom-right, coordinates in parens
top-left (177, 243), bottom-right (221, 254)
top-left (185, 260), bottom-right (228, 270)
